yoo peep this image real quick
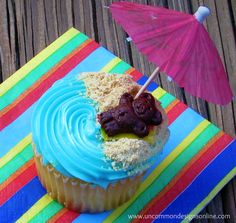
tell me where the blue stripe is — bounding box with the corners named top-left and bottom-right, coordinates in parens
top-left (155, 140), bottom-right (236, 223)
top-left (143, 108), bottom-right (204, 179)
top-left (0, 47), bottom-right (116, 157)
top-left (137, 76), bottom-right (158, 91)
top-left (0, 177), bottom-right (46, 223)
top-left (73, 211), bottom-right (111, 223)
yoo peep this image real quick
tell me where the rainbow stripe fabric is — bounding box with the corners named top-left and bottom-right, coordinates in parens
top-left (0, 28), bottom-right (235, 223)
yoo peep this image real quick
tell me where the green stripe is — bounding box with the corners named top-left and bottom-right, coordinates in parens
top-left (29, 201), bottom-right (63, 223)
top-left (0, 144), bottom-right (33, 183)
top-left (159, 93), bottom-right (176, 108)
top-left (114, 124), bottom-right (220, 223)
top-left (0, 33), bottom-right (88, 110)
top-left (109, 61), bottom-right (131, 73)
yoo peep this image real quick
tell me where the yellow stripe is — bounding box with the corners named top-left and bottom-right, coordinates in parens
top-left (0, 133), bottom-right (32, 168)
top-left (104, 120), bottom-right (210, 223)
top-left (16, 195), bottom-right (53, 223)
top-left (0, 28), bottom-right (79, 97)
top-left (152, 87), bottom-right (167, 99)
top-left (182, 166), bottom-right (236, 223)
top-left (100, 57), bottom-right (121, 72)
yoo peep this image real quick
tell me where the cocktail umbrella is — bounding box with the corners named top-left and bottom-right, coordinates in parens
top-left (109, 2), bottom-right (233, 105)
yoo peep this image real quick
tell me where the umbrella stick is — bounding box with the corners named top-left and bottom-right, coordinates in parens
top-left (135, 66), bottom-right (160, 99)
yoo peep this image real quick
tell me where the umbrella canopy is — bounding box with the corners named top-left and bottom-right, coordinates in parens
top-left (110, 2), bottom-right (233, 105)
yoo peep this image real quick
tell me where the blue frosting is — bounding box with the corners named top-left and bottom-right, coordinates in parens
top-left (31, 75), bottom-right (129, 188)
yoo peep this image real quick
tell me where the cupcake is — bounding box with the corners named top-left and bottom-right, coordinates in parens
top-left (31, 72), bottom-right (169, 212)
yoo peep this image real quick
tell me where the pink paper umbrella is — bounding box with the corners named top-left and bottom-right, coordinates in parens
top-left (109, 2), bottom-right (233, 105)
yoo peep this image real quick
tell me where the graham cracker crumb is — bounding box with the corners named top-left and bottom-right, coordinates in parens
top-left (79, 72), bottom-right (140, 112)
top-left (104, 138), bottom-right (151, 170)
top-left (104, 128), bottom-right (170, 172)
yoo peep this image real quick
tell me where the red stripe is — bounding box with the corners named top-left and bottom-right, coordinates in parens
top-left (133, 134), bottom-right (233, 223)
top-left (0, 41), bottom-right (99, 130)
top-left (53, 210), bottom-right (79, 223)
top-left (130, 70), bottom-right (143, 81)
top-left (167, 101), bottom-right (188, 125)
top-left (0, 161), bottom-right (36, 205)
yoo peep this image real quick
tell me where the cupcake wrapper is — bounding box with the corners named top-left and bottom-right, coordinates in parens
top-left (33, 145), bottom-right (143, 213)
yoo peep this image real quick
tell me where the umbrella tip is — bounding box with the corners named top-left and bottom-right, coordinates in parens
top-left (194, 6), bottom-right (211, 23)
top-left (126, 37), bottom-right (132, 42)
top-left (167, 76), bottom-right (173, 82)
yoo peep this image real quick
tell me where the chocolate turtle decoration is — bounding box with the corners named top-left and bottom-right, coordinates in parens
top-left (98, 92), bottom-right (162, 138)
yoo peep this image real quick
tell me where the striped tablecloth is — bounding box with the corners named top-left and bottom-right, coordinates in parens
top-left (0, 28), bottom-right (235, 223)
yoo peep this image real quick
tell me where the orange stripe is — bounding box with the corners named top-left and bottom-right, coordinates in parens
top-left (0, 158), bottom-right (34, 191)
top-left (47, 208), bottom-right (68, 223)
top-left (125, 67), bottom-right (143, 81)
top-left (0, 39), bottom-right (93, 117)
top-left (125, 67), bottom-right (135, 74)
top-left (165, 98), bottom-right (179, 113)
top-left (132, 131), bottom-right (224, 223)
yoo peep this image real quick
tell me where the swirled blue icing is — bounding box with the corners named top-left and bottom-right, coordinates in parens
top-left (31, 74), bottom-right (130, 188)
